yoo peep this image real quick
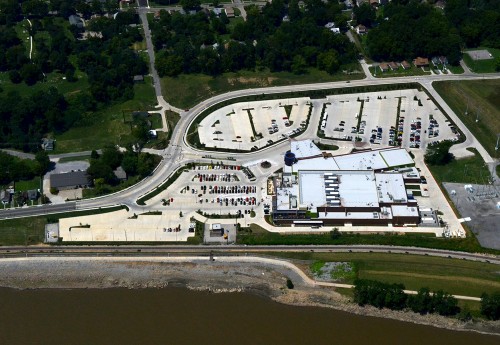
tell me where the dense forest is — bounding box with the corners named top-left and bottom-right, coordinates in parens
top-left (364, 0), bottom-right (499, 64)
top-left (151, 0), bottom-right (358, 77)
top-left (0, 0), bottom-right (146, 151)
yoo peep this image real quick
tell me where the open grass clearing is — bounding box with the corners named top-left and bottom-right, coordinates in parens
top-left (265, 252), bottom-right (500, 297)
top-left (370, 65), bottom-right (431, 78)
top-left (427, 148), bottom-right (492, 184)
top-left (53, 76), bottom-right (156, 153)
top-left (14, 177), bottom-right (41, 192)
top-left (161, 67), bottom-right (363, 108)
top-left (463, 48), bottom-right (500, 73)
top-left (433, 80), bottom-right (500, 158)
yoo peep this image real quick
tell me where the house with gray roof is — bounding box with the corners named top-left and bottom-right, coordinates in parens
top-left (50, 171), bottom-right (89, 190)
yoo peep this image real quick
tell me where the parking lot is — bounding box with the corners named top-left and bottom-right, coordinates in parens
top-left (147, 164), bottom-right (262, 217)
top-left (320, 90), bottom-right (459, 149)
top-left (198, 98), bottom-right (311, 151)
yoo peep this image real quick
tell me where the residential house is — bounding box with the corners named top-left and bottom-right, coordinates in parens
top-left (50, 171), bottom-right (89, 191)
top-left (413, 57), bottom-right (429, 67)
top-left (388, 61), bottom-right (398, 70)
top-left (379, 62), bottom-right (389, 72)
top-left (225, 8), bottom-right (235, 18)
top-left (356, 24), bottom-right (367, 35)
top-left (27, 189), bottom-right (38, 200)
top-left (212, 8), bottom-right (224, 17)
top-left (69, 15), bottom-right (84, 29)
top-left (149, 129), bottom-right (158, 138)
top-left (401, 60), bottom-right (411, 70)
top-left (0, 189), bottom-right (11, 204)
top-left (113, 167), bottom-right (127, 182)
top-left (439, 56), bottom-right (448, 65)
top-left (41, 138), bottom-right (55, 151)
top-left (431, 57), bottom-right (440, 66)
top-left (133, 75), bottom-right (144, 83)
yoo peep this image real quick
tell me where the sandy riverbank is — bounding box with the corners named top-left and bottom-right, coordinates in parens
top-left (0, 257), bottom-right (498, 336)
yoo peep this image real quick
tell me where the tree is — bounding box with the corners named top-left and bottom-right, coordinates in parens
top-left (87, 159), bottom-right (116, 185)
top-left (180, 0), bottom-right (201, 11)
top-left (330, 228), bottom-right (341, 239)
top-left (20, 63), bottom-right (43, 86)
top-left (424, 141), bottom-right (454, 165)
top-left (291, 55), bottom-right (307, 75)
top-left (408, 287), bottom-right (433, 314)
top-left (317, 50), bottom-right (340, 74)
top-left (156, 54), bottom-right (183, 77)
top-left (286, 279), bottom-right (294, 289)
top-left (34, 151), bottom-right (51, 175)
top-left (121, 153), bottom-right (138, 176)
top-left (480, 293), bottom-right (500, 320)
top-left (100, 145), bottom-right (123, 170)
top-left (353, 3), bottom-right (376, 27)
top-left (8, 70), bottom-right (22, 83)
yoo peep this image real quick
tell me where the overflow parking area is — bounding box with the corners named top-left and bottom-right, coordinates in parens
top-left (197, 98), bottom-right (311, 151)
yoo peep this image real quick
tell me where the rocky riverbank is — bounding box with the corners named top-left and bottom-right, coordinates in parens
top-left (0, 257), bottom-right (498, 336)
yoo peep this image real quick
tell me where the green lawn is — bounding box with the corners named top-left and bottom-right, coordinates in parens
top-left (161, 67), bottom-right (363, 109)
top-left (462, 48), bottom-right (500, 73)
top-left (238, 224), bottom-right (496, 254)
top-left (53, 76), bottom-right (157, 153)
top-left (267, 252), bottom-right (500, 297)
top-left (149, 113), bottom-right (163, 129)
top-left (427, 148), bottom-right (492, 184)
top-left (14, 177), bottom-right (41, 192)
top-left (370, 65), bottom-right (431, 78)
top-left (58, 155), bottom-right (90, 163)
top-left (433, 80), bottom-right (500, 158)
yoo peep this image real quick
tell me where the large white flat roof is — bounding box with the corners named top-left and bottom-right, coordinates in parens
top-left (375, 173), bottom-right (408, 204)
top-left (299, 172), bottom-right (327, 209)
top-left (391, 205), bottom-right (419, 217)
top-left (379, 149), bottom-right (414, 167)
top-left (337, 171), bottom-right (379, 207)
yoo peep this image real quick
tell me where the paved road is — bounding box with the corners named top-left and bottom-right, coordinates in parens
top-left (0, 202), bottom-right (77, 220)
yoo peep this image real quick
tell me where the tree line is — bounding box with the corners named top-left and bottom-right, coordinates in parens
top-left (354, 279), bottom-right (500, 320)
top-left (0, 1), bottom-right (147, 151)
top-left (359, 0), bottom-right (499, 64)
top-left (0, 150), bottom-right (50, 185)
top-left (151, 0), bottom-right (358, 77)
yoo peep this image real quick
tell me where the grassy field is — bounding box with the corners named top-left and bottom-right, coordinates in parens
top-left (433, 80), bottom-right (500, 158)
top-left (266, 252), bottom-right (500, 297)
top-left (14, 177), bottom-right (41, 192)
top-left (53, 76), bottom-right (157, 153)
top-left (463, 48), bottom-right (500, 73)
top-left (58, 155), bottom-right (91, 163)
top-left (161, 67), bottom-right (363, 108)
top-left (428, 148), bottom-right (492, 184)
top-left (369, 65), bottom-right (431, 78)
top-left (239, 224), bottom-right (498, 254)
top-left (149, 113), bottom-right (163, 129)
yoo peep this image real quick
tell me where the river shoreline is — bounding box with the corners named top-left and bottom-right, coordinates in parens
top-left (0, 256), bottom-right (498, 337)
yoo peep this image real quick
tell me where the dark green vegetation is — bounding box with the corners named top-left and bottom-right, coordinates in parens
top-left (480, 293), bottom-right (500, 320)
top-left (354, 280), bottom-right (460, 317)
top-left (0, 150), bottom-right (49, 185)
top-left (361, 0), bottom-right (499, 65)
top-left (433, 80), bottom-right (500, 158)
top-left (239, 225), bottom-right (499, 255)
top-left (83, 146), bottom-right (161, 198)
top-left (0, 205), bottom-right (126, 246)
top-left (268, 252), bottom-right (500, 297)
top-left (313, 141), bottom-right (339, 151)
top-left (424, 141), bottom-right (455, 166)
top-left (151, 1), bottom-right (356, 77)
top-left (0, 2), bottom-right (149, 152)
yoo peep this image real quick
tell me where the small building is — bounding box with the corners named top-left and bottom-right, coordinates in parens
top-left (413, 57), bottom-right (429, 67)
top-left (27, 189), bottom-right (38, 200)
top-left (401, 60), bottom-right (411, 69)
top-left (225, 7), bottom-right (235, 18)
top-left (212, 8), bottom-right (223, 16)
top-left (388, 61), bottom-right (398, 70)
top-left (50, 171), bottom-right (89, 190)
top-left (439, 56), bottom-right (448, 65)
top-left (149, 129), bottom-right (158, 138)
top-left (41, 138), bottom-right (55, 151)
top-left (356, 24), bottom-right (367, 35)
top-left (330, 27), bottom-right (340, 34)
top-left (133, 75), bottom-right (144, 83)
top-left (379, 62), bottom-right (389, 72)
top-left (113, 166), bottom-right (127, 181)
top-left (69, 15), bottom-right (84, 29)
top-left (0, 189), bottom-right (11, 204)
